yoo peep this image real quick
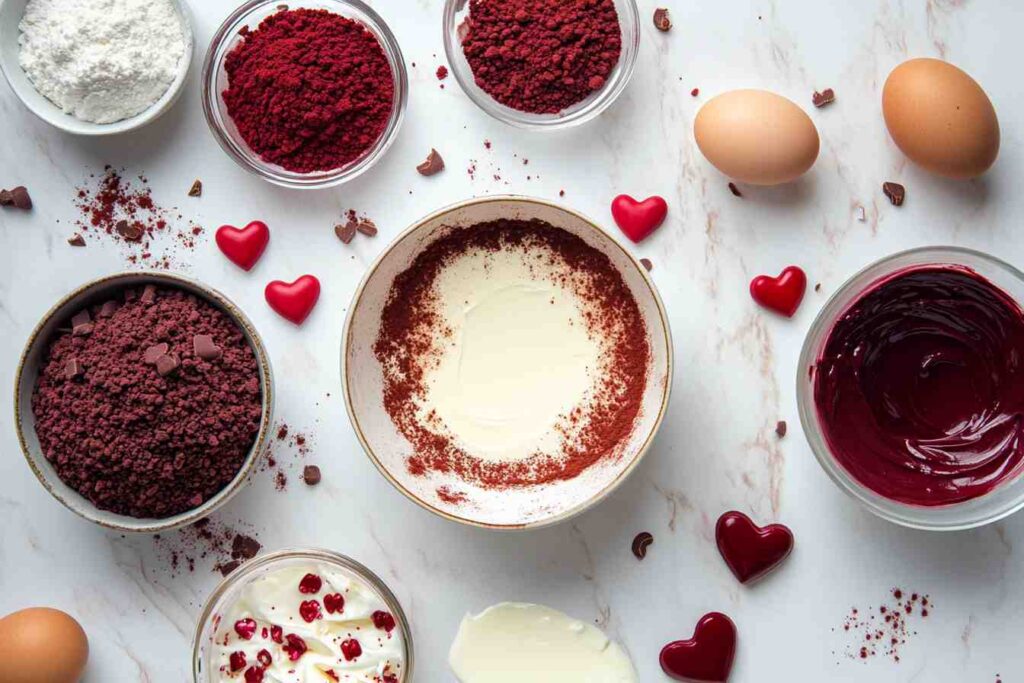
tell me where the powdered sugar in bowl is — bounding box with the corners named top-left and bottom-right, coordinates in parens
top-left (0, 0), bottom-right (194, 135)
top-left (202, 0), bottom-right (408, 189)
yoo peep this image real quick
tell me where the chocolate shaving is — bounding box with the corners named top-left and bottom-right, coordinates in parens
top-left (217, 560), bottom-right (241, 577)
top-left (883, 182), bottom-right (906, 207)
top-left (640, 258), bottom-right (653, 272)
top-left (67, 234), bottom-right (86, 247)
top-left (303, 465), bottom-right (322, 486)
top-left (632, 531), bottom-right (654, 560)
top-left (98, 300), bottom-right (120, 318)
top-left (71, 311), bottom-right (93, 337)
top-left (115, 219), bottom-right (144, 241)
top-left (776, 420), bottom-right (788, 438)
top-left (814, 283), bottom-right (822, 293)
top-left (232, 534), bottom-right (261, 560)
top-left (335, 221), bottom-right (358, 244)
top-left (417, 148), bottom-right (445, 176)
top-left (188, 179), bottom-right (203, 197)
top-left (0, 186), bottom-right (32, 210)
top-left (653, 8), bottom-right (672, 31)
top-left (155, 353), bottom-right (180, 377)
top-left (193, 334), bottom-right (222, 361)
top-left (728, 182), bottom-right (743, 197)
top-left (141, 285), bottom-right (157, 305)
top-left (64, 359), bottom-right (85, 380)
top-left (356, 220), bottom-right (378, 237)
top-left (812, 88), bottom-right (836, 108)
top-left (143, 343), bottom-right (170, 364)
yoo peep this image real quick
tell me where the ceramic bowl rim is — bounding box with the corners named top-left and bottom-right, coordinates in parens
top-left (14, 270), bottom-right (275, 533)
top-left (340, 195), bottom-right (674, 530)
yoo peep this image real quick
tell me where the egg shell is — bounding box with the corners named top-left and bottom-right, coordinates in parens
top-left (882, 58), bottom-right (999, 179)
top-left (694, 89), bottom-right (820, 186)
top-left (0, 608), bottom-right (89, 683)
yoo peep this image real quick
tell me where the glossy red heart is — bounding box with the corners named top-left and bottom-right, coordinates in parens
top-left (715, 511), bottom-right (794, 584)
top-left (749, 265), bottom-right (806, 317)
top-left (265, 275), bottom-right (321, 325)
top-left (660, 612), bottom-right (737, 682)
top-left (611, 194), bottom-right (668, 243)
top-left (216, 221), bottom-right (270, 271)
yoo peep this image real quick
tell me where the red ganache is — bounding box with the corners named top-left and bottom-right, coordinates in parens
top-left (813, 265), bottom-right (1024, 506)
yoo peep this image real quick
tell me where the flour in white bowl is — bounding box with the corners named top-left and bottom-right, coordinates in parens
top-left (18, 0), bottom-right (187, 124)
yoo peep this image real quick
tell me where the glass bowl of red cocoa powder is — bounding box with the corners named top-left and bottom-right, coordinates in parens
top-left (202, 0), bottom-right (408, 188)
top-left (14, 272), bottom-right (275, 533)
top-left (443, 0), bottom-right (640, 129)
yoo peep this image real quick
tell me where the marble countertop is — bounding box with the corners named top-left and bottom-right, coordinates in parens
top-left (2, 0), bottom-right (1024, 681)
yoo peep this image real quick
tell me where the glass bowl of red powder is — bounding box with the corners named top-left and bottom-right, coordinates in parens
top-left (798, 247), bottom-right (1024, 531)
top-left (202, 0), bottom-right (408, 188)
top-left (14, 272), bottom-right (275, 533)
top-left (443, 0), bottom-right (640, 129)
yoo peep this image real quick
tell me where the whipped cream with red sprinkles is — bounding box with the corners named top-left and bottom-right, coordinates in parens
top-left (211, 563), bottom-right (404, 682)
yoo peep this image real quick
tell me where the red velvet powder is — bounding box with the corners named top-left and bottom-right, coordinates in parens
top-left (373, 219), bottom-right (649, 489)
top-left (223, 8), bottom-right (395, 174)
top-left (460, 0), bottom-right (622, 114)
top-left (32, 287), bottom-right (263, 518)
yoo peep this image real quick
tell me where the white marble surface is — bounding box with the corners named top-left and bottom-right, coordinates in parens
top-left (2, 0), bottom-right (1024, 681)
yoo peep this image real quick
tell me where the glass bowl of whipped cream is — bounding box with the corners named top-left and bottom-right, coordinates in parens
top-left (193, 548), bottom-right (413, 683)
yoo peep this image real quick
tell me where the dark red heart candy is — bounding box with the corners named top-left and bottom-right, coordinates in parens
top-left (660, 612), bottom-right (737, 682)
top-left (265, 275), bottom-right (321, 325)
top-left (216, 221), bottom-right (270, 271)
top-left (611, 194), bottom-right (668, 243)
top-left (715, 510), bottom-right (794, 584)
top-left (749, 265), bottom-right (806, 317)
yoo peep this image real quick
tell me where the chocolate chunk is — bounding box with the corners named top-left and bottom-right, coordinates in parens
top-left (812, 88), bottom-right (836, 108)
top-left (814, 283), bottom-right (822, 293)
top-left (67, 234), bottom-right (86, 247)
top-left (883, 182), bottom-right (906, 207)
top-left (64, 358), bottom-right (85, 380)
top-left (653, 8), bottom-right (671, 31)
top-left (116, 220), bottom-right (144, 241)
top-left (98, 300), bottom-right (120, 318)
top-left (193, 334), bottom-right (222, 361)
top-left (188, 179), bottom-right (203, 197)
top-left (232, 533), bottom-right (262, 560)
top-left (335, 221), bottom-right (358, 244)
top-left (0, 186), bottom-right (32, 210)
top-left (728, 182), bottom-right (743, 197)
top-left (141, 285), bottom-right (157, 305)
top-left (71, 311), bottom-right (93, 337)
top-left (356, 220), bottom-right (378, 237)
top-left (632, 531), bottom-right (654, 560)
top-left (155, 353), bottom-right (180, 377)
top-left (416, 149), bottom-right (445, 176)
top-left (303, 465), bottom-right (322, 486)
top-left (218, 560), bottom-right (241, 577)
top-left (640, 258), bottom-right (653, 272)
top-left (143, 343), bottom-right (170, 364)
top-left (776, 420), bottom-right (788, 438)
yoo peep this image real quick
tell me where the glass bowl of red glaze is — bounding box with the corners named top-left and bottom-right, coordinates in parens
top-left (443, 0), bottom-right (640, 130)
top-left (798, 247), bottom-right (1024, 530)
top-left (193, 548), bottom-right (413, 682)
top-left (202, 0), bottom-right (408, 189)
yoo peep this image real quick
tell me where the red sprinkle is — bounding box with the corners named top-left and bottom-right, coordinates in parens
top-left (324, 593), bottom-right (345, 614)
top-left (269, 625), bottom-right (283, 644)
top-left (298, 573), bottom-right (323, 594)
top-left (229, 651), bottom-right (246, 672)
top-left (256, 649), bottom-right (272, 667)
top-left (372, 610), bottom-right (397, 633)
top-left (283, 634), bottom-right (308, 661)
top-left (244, 667), bottom-right (265, 683)
top-left (299, 600), bottom-right (322, 623)
top-left (234, 618), bottom-right (257, 640)
top-left (341, 638), bottom-right (362, 661)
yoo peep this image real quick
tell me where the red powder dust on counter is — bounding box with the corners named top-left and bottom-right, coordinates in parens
top-left (834, 588), bottom-right (933, 663)
top-left (460, 0), bottom-right (622, 114)
top-left (373, 219), bottom-right (649, 489)
top-left (223, 8), bottom-right (395, 174)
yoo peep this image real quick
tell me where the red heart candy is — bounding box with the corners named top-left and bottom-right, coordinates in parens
top-left (749, 265), bottom-right (806, 317)
top-left (715, 511), bottom-right (794, 584)
top-left (611, 194), bottom-right (668, 243)
top-left (265, 275), bottom-right (321, 325)
top-left (216, 221), bottom-right (270, 271)
top-left (660, 612), bottom-right (737, 682)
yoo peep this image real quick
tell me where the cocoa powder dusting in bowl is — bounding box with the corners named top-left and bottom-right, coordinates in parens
top-left (31, 286), bottom-right (263, 519)
top-left (373, 219), bottom-right (650, 489)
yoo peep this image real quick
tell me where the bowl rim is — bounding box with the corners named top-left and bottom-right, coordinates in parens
top-left (340, 194), bottom-right (674, 530)
top-left (0, 0), bottom-right (195, 136)
top-left (200, 0), bottom-right (408, 189)
top-left (797, 245), bottom-right (1024, 531)
top-left (441, 0), bottom-right (641, 131)
top-left (13, 270), bottom-right (275, 533)
top-left (191, 547), bottom-right (415, 683)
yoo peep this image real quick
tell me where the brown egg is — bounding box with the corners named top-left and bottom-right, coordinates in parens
top-left (0, 608), bottom-right (89, 683)
top-left (694, 89), bottom-right (820, 185)
top-left (883, 58), bottom-right (999, 179)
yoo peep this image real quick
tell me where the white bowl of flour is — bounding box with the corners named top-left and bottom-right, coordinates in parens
top-left (0, 0), bottom-right (193, 135)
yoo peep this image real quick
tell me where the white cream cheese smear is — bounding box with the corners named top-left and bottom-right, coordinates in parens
top-left (449, 602), bottom-right (637, 682)
top-left (421, 248), bottom-right (601, 463)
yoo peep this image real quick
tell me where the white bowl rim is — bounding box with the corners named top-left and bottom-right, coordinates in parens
top-left (340, 195), bottom-right (674, 530)
top-left (14, 270), bottom-right (275, 533)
